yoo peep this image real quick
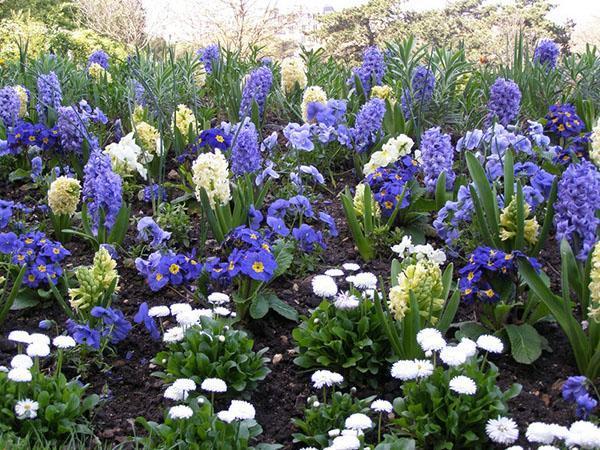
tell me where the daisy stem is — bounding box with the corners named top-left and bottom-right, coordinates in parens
top-left (55, 349), bottom-right (63, 379)
top-left (480, 351), bottom-right (489, 371)
top-left (210, 393), bottom-right (215, 415)
top-left (378, 412), bottom-right (382, 443)
top-left (323, 386), bottom-right (327, 404)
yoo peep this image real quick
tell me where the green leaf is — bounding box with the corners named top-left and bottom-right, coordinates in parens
top-left (8, 168), bottom-right (30, 182)
top-left (505, 323), bottom-right (542, 364)
top-left (11, 291), bottom-right (40, 310)
top-left (269, 295), bottom-right (298, 321)
top-left (249, 294), bottom-right (269, 319)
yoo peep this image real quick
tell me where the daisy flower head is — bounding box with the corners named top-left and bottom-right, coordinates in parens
top-left (416, 328), bottom-right (446, 352)
top-left (449, 375), bottom-right (477, 395)
top-left (229, 400), bottom-right (256, 420)
top-left (163, 326), bottom-right (185, 343)
top-left (439, 345), bottom-right (467, 367)
top-left (217, 409), bottom-right (235, 423)
top-left (168, 404), bottom-right (193, 420)
top-left (311, 370), bottom-right (344, 389)
top-left (505, 447), bottom-right (524, 450)
top-left (29, 333), bottom-right (50, 346)
top-left (342, 263), bottom-right (360, 271)
top-left (391, 359), bottom-right (433, 381)
top-left (10, 354), bottom-right (33, 369)
top-left (457, 337), bottom-right (478, 358)
top-left (476, 334), bottom-right (504, 353)
top-left (565, 420), bottom-right (600, 448)
top-left (525, 422), bottom-right (556, 444)
top-left (213, 306), bottom-right (232, 317)
top-left (208, 292), bottom-right (230, 305)
top-left (170, 303), bottom-right (192, 316)
top-left (486, 416), bottom-right (519, 444)
top-left (350, 272), bottom-right (378, 290)
top-left (331, 434), bottom-right (360, 450)
top-left (53, 335), bottom-right (76, 349)
top-left (201, 377), bottom-right (227, 393)
top-left (14, 399), bottom-right (39, 420)
top-left (324, 268), bottom-right (344, 277)
top-left (8, 330), bottom-right (30, 344)
top-left (26, 342), bottom-right (50, 358)
top-left (537, 447), bottom-right (559, 450)
top-left (334, 291), bottom-right (360, 310)
top-left (345, 413), bottom-right (373, 430)
top-left (312, 275), bottom-right (338, 298)
top-left (172, 378), bottom-right (196, 394)
top-left (148, 305), bottom-right (170, 317)
top-left (7, 367), bottom-right (32, 382)
top-left (371, 399), bottom-right (393, 413)
top-left (163, 385), bottom-right (186, 401)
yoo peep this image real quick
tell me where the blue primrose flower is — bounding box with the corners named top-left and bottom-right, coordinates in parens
top-left (240, 250), bottom-right (277, 282)
top-left (267, 215), bottom-right (290, 237)
top-left (292, 224), bottom-right (325, 253)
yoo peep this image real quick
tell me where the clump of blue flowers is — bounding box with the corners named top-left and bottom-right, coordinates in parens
top-left (533, 39), bottom-right (559, 69)
top-left (239, 66), bottom-right (273, 119)
top-left (135, 250), bottom-right (202, 291)
top-left (554, 159), bottom-right (600, 260)
top-left (36, 72), bottom-right (63, 121)
top-left (197, 44), bottom-right (220, 73)
top-left (562, 376), bottom-right (598, 419)
top-left (545, 103), bottom-right (586, 139)
top-left (434, 185), bottom-right (473, 247)
top-left (87, 50), bottom-right (109, 69)
top-left (349, 46), bottom-right (386, 96)
top-left (401, 65), bottom-right (435, 118)
top-left (0, 86), bottom-right (20, 128)
top-left (230, 119), bottom-right (261, 176)
top-left (420, 126), bottom-right (455, 193)
top-left (348, 98), bottom-right (386, 153)
top-left (66, 306), bottom-right (131, 349)
top-left (4, 122), bottom-right (59, 156)
top-left (487, 77), bottom-right (521, 127)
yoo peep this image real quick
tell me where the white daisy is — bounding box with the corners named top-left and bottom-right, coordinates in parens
top-left (324, 269), bottom-right (344, 277)
top-left (213, 307), bottom-right (232, 317)
top-left (163, 326), bottom-right (185, 343)
top-left (170, 303), bottom-right (192, 316)
top-left (148, 305), bottom-right (170, 317)
top-left (350, 272), bottom-right (378, 290)
top-left (10, 354), bottom-right (33, 369)
top-left (172, 378), bottom-right (196, 394)
top-left (416, 328), bottom-right (446, 352)
top-left (0, 366), bottom-right (8, 372)
top-left (457, 337), bottom-right (478, 358)
top-left (342, 263), bottom-right (360, 271)
top-left (439, 345), bottom-right (467, 367)
top-left (391, 360), bottom-right (418, 381)
top-left (345, 413), bottom-right (373, 430)
top-left (414, 359), bottom-right (434, 378)
top-left (311, 370), bottom-right (344, 389)
top-left (504, 446), bottom-right (524, 450)
top-left (7, 367), bottom-right (32, 382)
top-left (14, 399), bottom-right (39, 420)
top-left (167, 405), bottom-right (193, 420)
top-left (312, 275), bottom-right (338, 298)
top-left (163, 385), bottom-right (186, 401)
top-left (217, 410), bottom-right (235, 423)
top-left (334, 291), bottom-right (360, 310)
top-left (208, 292), bottom-right (230, 305)
top-left (201, 378), bottom-right (227, 393)
top-left (331, 434), bottom-right (360, 450)
top-left (449, 375), bottom-right (477, 395)
top-left (525, 422), bottom-right (556, 444)
top-left (26, 342), bottom-right (50, 358)
top-left (228, 400), bottom-right (255, 420)
top-left (8, 330), bottom-right (31, 344)
top-left (52, 335), bottom-right (76, 349)
top-left (370, 399), bottom-right (393, 413)
top-left (476, 334), bottom-right (504, 353)
top-left (485, 416), bottom-right (519, 444)
top-left (565, 420), bottom-right (600, 448)
top-left (28, 333), bottom-right (50, 346)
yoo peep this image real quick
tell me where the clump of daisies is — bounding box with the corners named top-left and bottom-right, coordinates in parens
top-left (0, 330), bottom-right (99, 444)
top-left (294, 269), bottom-right (391, 384)
top-left (386, 329), bottom-right (520, 448)
top-left (525, 419), bottom-right (600, 448)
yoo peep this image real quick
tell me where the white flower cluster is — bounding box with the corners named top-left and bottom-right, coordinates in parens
top-left (191, 149), bottom-right (231, 208)
top-left (281, 56), bottom-right (307, 95)
top-left (391, 235), bottom-right (446, 266)
top-left (312, 263), bottom-right (380, 310)
top-left (524, 420), bottom-right (600, 448)
top-left (363, 134), bottom-right (417, 176)
top-left (311, 370), bottom-right (344, 389)
top-left (104, 132), bottom-right (149, 179)
top-left (216, 400), bottom-right (255, 423)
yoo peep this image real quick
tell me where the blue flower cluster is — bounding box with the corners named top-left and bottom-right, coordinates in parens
top-left (348, 98), bottom-right (386, 153)
top-left (545, 103), bottom-right (586, 139)
top-left (0, 87), bottom-right (20, 128)
top-left (3, 122), bottom-right (59, 156)
top-left (206, 226), bottom-right (277, 283)
top-left (135, 250), bottom-right (202, 291)
top-left (82, 148), bottom-right (123, 235)
top-left (142, 184), bottom-right (167, 203)
top-left (231, 120), bottom-right (261, 176)
top-left (0, 230), bottom-right (70, 288)
top-left (434, 185), bottom-right (473, 247)
top-left (562, 376), bottom-right (598, 419)
top-left (134, 302), bottom-right (160, 340)
top-left (66, 306), bottom-right (131, 349)
top-left (239, 66), bottom-right (273, 119)
top-left (349, 46), bottom-right (386, 96)
top-left (197, 44), bottom-right (220, 73)
top-left (420, 127), bottom-right (455, 193)
top-left (137, 217), bottom-right (171, 249)
top-left (487, 77), bottom-right (521, 127)
top-left (36, 72), bottom-right (63, 121)
top-left (554, 160), bottom-right (600, 260)
top-left (533, 39), bottom-right (559, 69)
top-left (401, 65), bottom-right (435, 118)
top-left (458, 246), bottom-right (540, 303)
top-left (87, 50), bottom-right (110, 69)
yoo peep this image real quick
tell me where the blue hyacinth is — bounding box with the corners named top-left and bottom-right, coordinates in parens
top-left (197, 44), bottom-right (220, 73)
top-left (36, 72), bottom-right (63, 121)
top-left (349, 98), bottom-right (386, 153)
top-left (87, 49), bottom-right (110, 69)
top-left (239, 66), bottom-right (273, 119)
top-left (487, 77), bottom-right (521, 127)
top-left (231, 120), bottom-right (262, 176)
top-left (420, 127), bottom-right (455, 193)
top-left (0, 87), bottom-right (20, 128)
top-left (56, 106), bottom-right (89, 155)
top-left (349, 46), bottom-right (386, 96)
top-left (533, 39), bottom-right (559, 69)
top-left (401, 65), bottom-right (435, 118)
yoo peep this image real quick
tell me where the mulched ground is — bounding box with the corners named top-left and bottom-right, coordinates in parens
top-left (0, 171), bottom-right (580, 449)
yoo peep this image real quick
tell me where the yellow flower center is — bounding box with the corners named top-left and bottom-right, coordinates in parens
top-left (38, 265), bottom-right (46, 273)
top-left (252, 261), bottom-right (265, 273)
top-left (155, 273), bottom-right (163, 281)
top-left (169, 264), bottom-right (180, 274)
top-left (216, 135), bottom-right (224, 143)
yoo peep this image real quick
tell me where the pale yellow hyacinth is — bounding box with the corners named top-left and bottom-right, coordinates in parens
top-left (371, 85), bottom-right (395, 102)
top-left (195, 64), bottom-right (207, 88)
top-left (591, 118), bottom-right (600, 168)
top-left (192, 149), bottom-right (231, 208)
top-left (13, 85), bottom-right (28, 117)
top-left (48, 176), bottom-right (81, 216)
top-left (135, 121), bottom-right (161, 154)
top-left (88, 63), bottom-right (112, 83)
top-left (281, 56), bottom-right (307, 95)
top-left (352, 183), bottom-right (380, 218)
top-left (499, 198), bottom-right (539, 245)
top-left (588, 241), bottom-right (600, 323)
top-left (69, 247), bottom-right (119, 312)
top-left (301, 86), bottom-right (327, 122)
top-left (174, 104), bottom-right (195, 136)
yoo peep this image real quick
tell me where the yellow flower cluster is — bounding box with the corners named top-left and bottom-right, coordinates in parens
top-left (195, 64), bottom-right (207, 88)
top-left (352, 183), bottom-right (380, 217)
top-left (281, 56), bottom-right (307, 95)
top-left (192, 149), bottom-right (231, 208)
top-left (301, 86), bottom-right (327, 122)
top-left (69, 247), bottom-right (119, 312)
top-left (174, 104), bottom-right (195, 137)
top-left (499, 198), bottom-right (539, 245)
top-left (88, 63), bottom-right (112, 83)
top-left (388, 260), bottom-right (444, 322)
top-left (135, 121), bottom-right (160, 154)
top-left (588, 241), bottom-right (600, 323)
top-left (591, 118), bottom-right (600, 168)
top-left (363, 134), bottom-right (414, 176)
top-left (371, 85), bottom-right (395, 102)
top-left (48, 176), bottom-right (81, 216)
top-left (13, 85), bottom-right (28, 117)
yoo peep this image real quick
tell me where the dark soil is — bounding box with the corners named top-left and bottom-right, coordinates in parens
top-left (0, 175), bottom-right (581, 449)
